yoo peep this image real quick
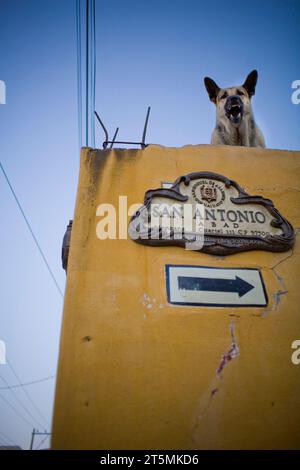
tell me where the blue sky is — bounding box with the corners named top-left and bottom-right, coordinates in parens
top-left (0, 0), bottom-right (299, 449)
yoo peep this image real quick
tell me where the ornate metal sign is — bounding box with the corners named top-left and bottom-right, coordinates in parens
top-left (128, 172), bottom-right (294, 255)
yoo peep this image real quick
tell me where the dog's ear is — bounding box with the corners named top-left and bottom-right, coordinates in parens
top-left (204, 77), bottom-right (220, 103)
top-left (243, 70), bottom-right (258, 97)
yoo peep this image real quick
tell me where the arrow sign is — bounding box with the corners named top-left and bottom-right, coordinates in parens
top-left (166, 265), bottom-right (268, 307)
top-left (178, 276), bottom-right (254, 298)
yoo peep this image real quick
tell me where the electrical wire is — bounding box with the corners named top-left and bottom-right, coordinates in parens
top-left (81, 0), bottom-right (96, 148)
top-left (91, 0), bottom-right (96, 148)
top-left (0, 0), bottom-right (99, 448)
top-left (0, 375), bottom-right (45, 430)
top-left (6, 359), bottom-right (50, 428)
top-left (0, 430), bottom-right (17, 447)
top-left (0, 163), bottom-right (59, 435)
top-left (35, 433), bottom-right (50, 450)
top-left (0, 375), bottom-right (55, 390)
top-left (76, 0), bottom-right (82, 150)
top-left (85, 0), bottom-right (89, 146)
top-left (0, 161), bottom-right (64, 299)
top-left (0, 439), bottom-right (10, 447)
top-left (0, 390), bottom-right (35, 429)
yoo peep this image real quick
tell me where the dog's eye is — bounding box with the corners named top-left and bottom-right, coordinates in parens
top-left (220, 92), bottom-right (227, 100)
top-left (237, 90), bottom-right (244, 96)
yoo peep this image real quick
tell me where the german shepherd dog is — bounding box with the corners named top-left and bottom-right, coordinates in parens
top-left (204, 70), bottom-right (265, 147)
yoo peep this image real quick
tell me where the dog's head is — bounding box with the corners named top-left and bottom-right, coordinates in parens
top-left (204, 70), bottom-right (258, 127)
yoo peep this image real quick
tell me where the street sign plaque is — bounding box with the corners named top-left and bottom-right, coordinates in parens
top-left (166, 265), bottom-right (268, 307)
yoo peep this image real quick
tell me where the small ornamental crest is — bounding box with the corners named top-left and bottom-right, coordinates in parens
top-left (200, 184), bottom-right (217, 203)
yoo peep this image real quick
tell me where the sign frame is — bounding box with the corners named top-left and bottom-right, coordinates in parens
top-left (129, 171), bottom-right (294, 255)
top-left (165, 264), bottom-right (268, 308)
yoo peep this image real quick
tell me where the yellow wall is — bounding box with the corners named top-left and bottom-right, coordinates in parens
top-left (52, 145), bottom-right (300, 449)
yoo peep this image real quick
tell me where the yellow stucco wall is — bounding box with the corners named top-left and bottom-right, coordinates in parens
top-left (52, 145), bottom-right (300, 449)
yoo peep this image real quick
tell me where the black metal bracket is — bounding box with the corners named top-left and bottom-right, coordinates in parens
top-left (94, 106), bottom-right (151, 150)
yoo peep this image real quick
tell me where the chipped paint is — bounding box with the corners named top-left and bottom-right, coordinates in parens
top-left (141, 293), bottom-right (155, 310)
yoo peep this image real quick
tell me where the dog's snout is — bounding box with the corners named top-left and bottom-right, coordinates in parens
top-left (224, 95), bottom-right (244, 125)
top-left (226, 95), bottom-right (242, 107)
top-left (225, 95), bottom-right (243, 113)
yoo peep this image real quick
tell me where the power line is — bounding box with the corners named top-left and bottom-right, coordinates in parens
top-left (0, 439), bottom-right (10, 447)
top-left (0, 375), bottom-right (55, 390)
top-left (35, 433), bottom-right (50, 450)
top-left (30, 429), bottom-right (51, 450)
top-left (0, 161), bottom-right (64, 298)
top-left (76, 0), bottom-right (82, 150)
top-left (85, 0), bottom-right (89, 145)
top-left (0, 390), bottom-right (36, 429)
top-left (91, 0), bottom-right (96, 148)
top-left (7, 359), bottom-right (50, 428)
top-left (0, 374), bottom-right (45, 430)
top-left (79, 0), bottom-right (96, 148)
top-left (0, 430), bottom-right (17, 447)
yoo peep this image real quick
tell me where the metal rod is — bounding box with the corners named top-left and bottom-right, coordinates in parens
top-left (141, 106), bottom-right (151, 148)
top-left (94, 110), bottom-right (151, 149)
top-left (110, 127), bottom-right (119, 149)
top-left (105, 141), bottom-right (149, 146)
top-left (94, 111), bottom-right (109, 147)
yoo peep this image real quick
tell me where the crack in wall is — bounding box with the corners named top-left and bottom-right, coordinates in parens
top-left (271, 249), bottom-right (294, 273)
top-left (257, 248), bottom-right (294, 317)
top-left (216, 322), bottom-right (239, 376)
top-left (258, 290), bottom-right (289, 318)
top-left (192, 233), bottom-right (298, 444)
top-left (192, 321), bottom-right (239, 443)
